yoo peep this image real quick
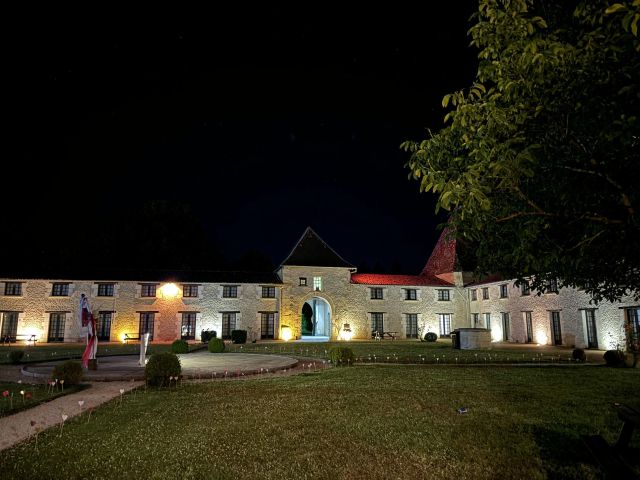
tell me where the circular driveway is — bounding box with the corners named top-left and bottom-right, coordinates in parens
top-left (22, 352), bottom-right (298, 381)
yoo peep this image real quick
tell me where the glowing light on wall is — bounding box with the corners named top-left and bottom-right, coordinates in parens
top-left (21, 327), bottom-right (43, 344)
top-left (490, 325), bottom-right (502, 342)
top-left (161, 283), bottom-right (179, 298)
top-left (339, 323), bottom-right (354, 341)
top-left (120, 332), bottom-right (127, 344)
top-left (281, 325), bottom-right (292, 342)
top-left (536, 332), bottom-right (548, 345)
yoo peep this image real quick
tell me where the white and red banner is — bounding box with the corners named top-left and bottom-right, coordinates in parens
top-left (79, 294), bottom-right (98, 368)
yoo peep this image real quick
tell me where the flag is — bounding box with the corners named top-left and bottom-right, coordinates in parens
top-left (79, 294), bottom-right (98, 368)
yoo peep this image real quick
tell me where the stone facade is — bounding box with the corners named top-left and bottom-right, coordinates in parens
top-left (0, 228), bottom-right (637, 349)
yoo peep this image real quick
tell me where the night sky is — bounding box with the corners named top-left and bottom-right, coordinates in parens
top-left (6, 5), bottom-right (478, 274)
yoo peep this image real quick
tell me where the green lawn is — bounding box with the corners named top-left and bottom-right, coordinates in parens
top-left (228, 340), bottom-right (583, 364)
top-left (0, 381), bottom-right (85, 417)
top-left (0, 343), bottom-right (204, 364)
top-left (1, 366), bottom-right (638, 479)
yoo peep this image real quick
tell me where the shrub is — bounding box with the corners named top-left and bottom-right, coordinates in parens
top-left (231, 330), bottom-right (247, 344)
top-left (208, 338), bottom-right (225, 353)
top-left (9, 350), bottom-right (25, 364)
top-left (52, 360), bottom-right (83, 385)
top-left (145, 352), bottom-right (181, 387)
top-left (171, 339), bottom-right (189, 354)
top-left (424, 332), bottom-right (438, 342)
top-left (572, 348), bottom-right (586, 362)
top-left (200, 329), bottom-right (217, 343)
top-left (328, 346), bottom-right (355, 366)
top-left (603, 349), bottom-right (626, 367)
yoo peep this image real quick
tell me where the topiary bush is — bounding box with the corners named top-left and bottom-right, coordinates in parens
top-left (171, 339), bottom-right (189, 354)
top-left (603, 349), bottom-right (626, 367)
top-left (208, 337), bottom-right (225, 353)
top-left (328, 346), bottom-right (355, 366)
top-left (9, 350), bottom-right (25, 364)
top-left (52, 360), bottom-right (84, 385)
top-left (145, 352), bottom-right (181, 387)
top-left (424, 332), bottom-right (438, 342)
top-left (572, 348), bottom-right (587, 362)
top-left (201, 329), bottom-right (217, 343)
top-left (231, 330), bottom-right (247, 344)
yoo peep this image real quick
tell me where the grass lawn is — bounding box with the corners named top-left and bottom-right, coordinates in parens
top-left (0, 381), bottom-right (85, 417)
top-left (0, 343), bottom-right (204, 364)
top-left (1, 366), bottom-right (638, 479)
top-left (228, 340), bottom-right (585, 364)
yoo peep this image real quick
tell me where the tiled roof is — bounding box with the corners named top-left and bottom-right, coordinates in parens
top-left (351, 273), bottom-right (453, 286)
top-left (0, 269), bottom-right (282, 284)
top-left (464, 273), bottom-right (505, 287)
top-left (280, 227), bottom-right (354, 268)
top-left (420, 228), bottom-right (457, 277)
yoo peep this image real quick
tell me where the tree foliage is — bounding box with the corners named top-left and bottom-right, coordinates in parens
top-left (403, 0), bottom-right (640, 302)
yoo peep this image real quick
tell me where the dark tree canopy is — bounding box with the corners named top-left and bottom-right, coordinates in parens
top-left (404, 0), bottom-right (640, 302)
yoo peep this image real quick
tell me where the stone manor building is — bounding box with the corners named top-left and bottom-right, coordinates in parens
top-left (1, 227), bottom-right (638, 350)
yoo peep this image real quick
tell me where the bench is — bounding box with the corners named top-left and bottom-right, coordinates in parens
top-left (371, 331), bottom-right (398, 340)
top-left (581, 403), bottom-right (639, 479)
top-left (123, 333), bottom-right (141, 344)
top-left (2, 334), bottom-right (37, 347)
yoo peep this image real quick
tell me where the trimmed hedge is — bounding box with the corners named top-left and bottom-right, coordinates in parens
top-left (208, 338), bottom-right (225, 353)
top-left (201, 329), bottom-right (217, 343)
top-left (572, 348), bottom-right (586, 362)
top-left (145, 352), bottom-right (181, 387)
top-left (424, 332), bottom-right (438, 342)
top-left (9, 350), bottom-right (25, 364)
top-left (231, 330), bottom-right (247, 344)
top-left (52, 360), bottom-right (84, 385)
top-left (171, 339), bottom-right (189, 354)
top-left (603, 350), bottom-right (626, 367)
top-left (328, 347), bottom-right (355, 366)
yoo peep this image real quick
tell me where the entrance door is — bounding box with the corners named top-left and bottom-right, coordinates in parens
top-left (585, 310), bottom-right (598, 349)
top-left (501, 313), bottom-right (510, 342)
top-left (301, 303), bottom-right (313, 335)
top-left (1, 312), bottom-right (19, 341)
top-left (48, 312), bottom-right (65, 342)
top-left (524, 312), bottom-right (533, 343)
top-left (550, 311), bottom-right (562, 345)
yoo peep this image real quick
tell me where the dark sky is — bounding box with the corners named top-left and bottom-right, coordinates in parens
top-left (7, 5), bottom-right (478, 274)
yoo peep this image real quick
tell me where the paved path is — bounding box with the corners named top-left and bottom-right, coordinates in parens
top-left (0, 380), bottom-right (141, 452)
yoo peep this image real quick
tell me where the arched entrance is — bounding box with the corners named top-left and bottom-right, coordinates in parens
top-left (300, 296), bottom-right (331, 341)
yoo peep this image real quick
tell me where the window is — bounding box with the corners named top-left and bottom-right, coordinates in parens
top-left (139, 313), bottom-right (155, 341)
top-left (261, 312), bottom-right (275, 339)
top-left (299, 277), bottom-right (307, 286)
top-left (222, 312), bottom-right (237, 339)
top-left (4, 282), bottom-right (22, 296)
top-left (471, 289), bottom-right (477, 301)
top-left (140, 284), bottom-right (157, 298)
top-left (405, 289), bottom-right (417, 300)
top-left (626, 308), bottom-right (639, 348)
top-left (546, 278), bottom-right (558, 293)
top-left (222, 285), bottom-right (238, 298)
top-left (438, 313), bottom-right (451, 336)
top-left (181, 313), bottom-right (196, 340)
top-left (550, 311), bottom-right (562, 345)
top-left (48, 313), bottom-right (65, 342)
top-left (370, 287), bottom-right (383, 300)
top-left (406, 313), bottom-right (418, 338)
top-left (500, 284), bottom-right (508, 298)
top-left (313, 277), bottom-right (322, 291)
top-left (472, 313), bottom-right (480, 327)
top-left (484, 313), bottom-right (491, 330)
top-left (584, 309), bottom-right (598, 349)
top-left (371, 312), bottom-right (384, 336)
top-left (524, 311), bottom-right (533, 343)
top-left (182, 285), bottom-right (199, 298)
top-left (97, 283), bottom-right (114, 297)
top-left (0, 312), bottom-right (19, 341)
top-left (501, 312), bottom-right (510, 341)
top-left (437, 290), bottom-right (450, 301)
top-left (96, 312), bottom-right (112, 341)
top-left (262, 286), bottom-right (276, 298)
top-left (51, 283), bottom-right (69, 297)
top-left (521, 282), bottom-right (530, 296)
top-left (482, 287), bottom-right (489, 300)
